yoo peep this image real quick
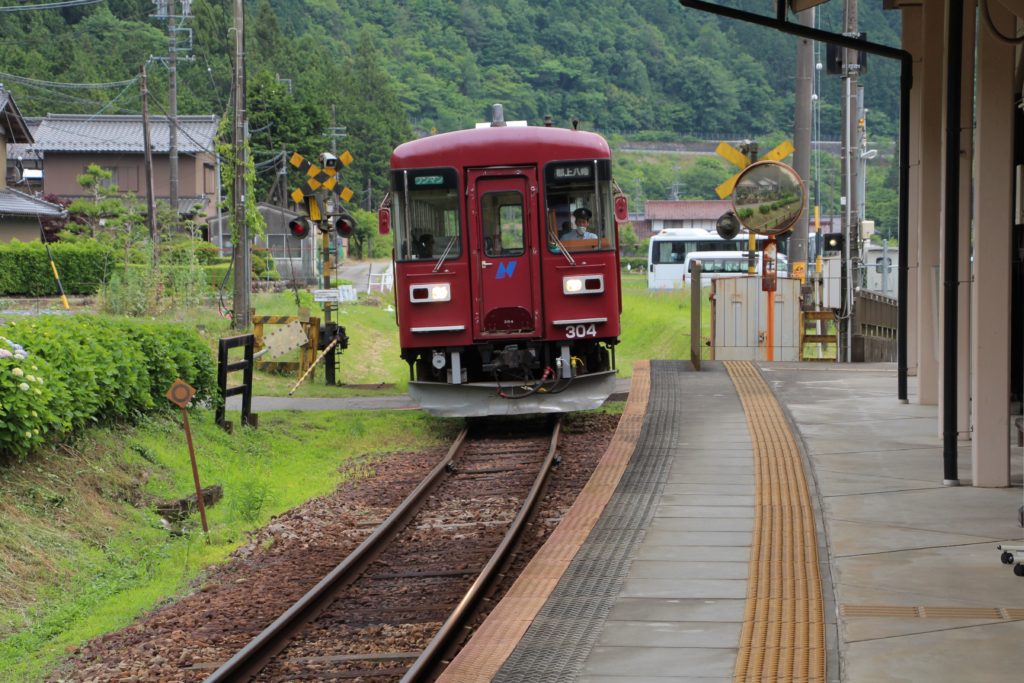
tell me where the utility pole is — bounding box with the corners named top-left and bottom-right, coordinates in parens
top-left (841, 0), bottom-right (859, 362)
top-left (231, 0), bottom-right (250, 330)
top-left (140, 63), bottom-right (158, 269)
top-left (151, 1), bottom-right (193, 221)
top-left (792, 6), bottom-right (814, 301)
top-left (167, 5), bottom-right (179, 216)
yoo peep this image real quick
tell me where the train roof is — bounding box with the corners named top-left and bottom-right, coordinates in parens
top-left (391, 125), bottom-right (611, 170)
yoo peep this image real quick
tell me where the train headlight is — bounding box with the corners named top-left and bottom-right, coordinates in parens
top-left (562, 274), bottom-right (604, 295)
top-left (410, 283), bottom-right (451, 303)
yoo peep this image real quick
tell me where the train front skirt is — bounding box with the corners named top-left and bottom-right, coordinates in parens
top-left (408, 370), bottom-right (619, 417)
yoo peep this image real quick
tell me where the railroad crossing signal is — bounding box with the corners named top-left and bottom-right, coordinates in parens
top-left (289, 151), bottom-right (354, 205)
top-left (715, 140), bottom-right (795, 199)
top-left (334, 210), bottom-right (357, 237)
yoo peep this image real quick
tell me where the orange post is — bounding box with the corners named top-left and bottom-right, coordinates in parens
top-left (167, 379), bottom-right (209, 535)
top-left (179, 406), bottom-right (209, 534)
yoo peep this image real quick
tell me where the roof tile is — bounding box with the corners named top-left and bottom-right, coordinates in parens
top-left (22, 114), bottom-right (218, 154)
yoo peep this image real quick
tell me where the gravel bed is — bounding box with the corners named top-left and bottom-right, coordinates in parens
top-left (52, 412), bottom-right (619, 682)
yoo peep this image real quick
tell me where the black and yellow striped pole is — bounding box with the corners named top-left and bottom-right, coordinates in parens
top-left (38, 218), bottom-right (69, 310)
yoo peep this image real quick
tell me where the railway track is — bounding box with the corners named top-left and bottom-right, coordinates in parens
top-left (204, 416), bottom-right (563, 682)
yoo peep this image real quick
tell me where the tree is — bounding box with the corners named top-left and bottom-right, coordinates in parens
top-left (67, 164), bottom-right (149, 269)
top-left (247, 68), bottom-right (327, 201)
top-left (334, 30), bottom-right (413, 210)
top-left (680, 157), bottom-right (731, 200)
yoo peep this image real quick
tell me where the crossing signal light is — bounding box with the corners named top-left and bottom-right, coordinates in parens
top-left (335, 211), bottom-right (357, 237)
top-left (288, 217), bottom-right (313, 240)
top-left (822, 232), bottom-right (844, 253)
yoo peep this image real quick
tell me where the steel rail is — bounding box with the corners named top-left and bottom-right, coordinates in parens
top-left (401, 416), bottom-right (563, 682)
top-left (204, 427), bottom-right (470, 683)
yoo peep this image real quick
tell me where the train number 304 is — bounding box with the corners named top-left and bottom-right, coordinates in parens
top-left (564, 324), bottom-right (597, 338)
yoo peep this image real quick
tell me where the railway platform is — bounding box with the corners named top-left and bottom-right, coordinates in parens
top-left (438, 360), bottom-right (1024, 683)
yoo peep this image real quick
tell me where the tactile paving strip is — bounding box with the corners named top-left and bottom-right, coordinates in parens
top-left (436, 361), bottom-right (653, 683)
top-left (841, 604), bottom-right (1024, 620)
top-left (725, 361), bottom-right (826, 683)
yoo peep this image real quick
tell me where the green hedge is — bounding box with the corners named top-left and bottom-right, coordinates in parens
top-left (0, 241), bottom-right (116, 296)
top-left (0, 316), bottom-right (215, 459)
top-left (621, 256), bottom-right (647, 271)
top-left (0, 242), bottom-right (273, 298)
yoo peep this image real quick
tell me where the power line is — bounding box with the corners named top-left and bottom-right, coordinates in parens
top-left (0, 0), bottom-right (102, 11)
top-left (5, 79), bottom-right (137, 113)
top-left (0, 71), bottom-right (137, 90)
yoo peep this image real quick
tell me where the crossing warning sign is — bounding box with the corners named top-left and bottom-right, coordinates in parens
top-left (289, 151), bottom-right (354, 205)
top-left (715, 140), bottom-right (795, 199)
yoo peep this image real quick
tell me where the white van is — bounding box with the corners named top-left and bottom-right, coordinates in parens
top-left (646, 228), bottom-right (771, 289)
top-left (681, 250), bottom-right (788, 287)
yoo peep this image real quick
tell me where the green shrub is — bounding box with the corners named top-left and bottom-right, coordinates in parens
top-left (0, 241), bottom-right (116, 296)
top-left (100, 267), bottom-right (158, 316)
top-left (164, 239), bottom-right (221, 265)
top-left (0, 316), bottom-right (215, 459)
top-left (620, 256), bottom-right (647, 271)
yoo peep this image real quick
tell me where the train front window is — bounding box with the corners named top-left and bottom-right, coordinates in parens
top-left (391, 168), bottom-right (461, 263)
top-left (544, 160), bottom-right (614, 253)
top-left (481, 192), bottom-right (525, 257)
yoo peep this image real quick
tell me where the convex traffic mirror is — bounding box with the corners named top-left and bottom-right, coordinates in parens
top-left (731, 160), bottom-right (806, 237)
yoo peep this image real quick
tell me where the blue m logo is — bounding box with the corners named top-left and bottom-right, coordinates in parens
top-left (496, 261), bottom-right (517, 279)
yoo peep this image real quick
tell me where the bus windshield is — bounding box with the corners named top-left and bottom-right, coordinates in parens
top-left (391, 168), bottom-right (461, 263)
top-left (544, 159), bottom-right (614, 253)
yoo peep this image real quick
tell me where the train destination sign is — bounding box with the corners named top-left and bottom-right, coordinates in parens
top-left (553, 165), bottom-right (591, 180)
top-left (414, 175), bottom-right (445, 186)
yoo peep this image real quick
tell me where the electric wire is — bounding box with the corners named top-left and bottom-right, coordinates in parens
top-left (0, 0), bottom-right (102, 12)
top-left (0, 71), bottom-right (136, 90)
top-left (5, 79), bottom-right (136, 113)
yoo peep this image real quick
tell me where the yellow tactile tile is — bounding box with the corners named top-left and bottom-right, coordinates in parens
top-left (725, 361), bottom-right (827, 683)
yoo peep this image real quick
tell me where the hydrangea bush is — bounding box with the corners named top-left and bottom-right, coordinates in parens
top-left (0, 316), bottom-right (215, 459)
top-left (0, 336), bottom-right (58, 455)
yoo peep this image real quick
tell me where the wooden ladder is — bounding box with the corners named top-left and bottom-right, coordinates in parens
top-left (801, 310), bottom-right (838, 361)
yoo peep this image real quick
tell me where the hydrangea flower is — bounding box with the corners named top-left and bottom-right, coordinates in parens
top-left (12, 367), bottom-right (24, 377)
top-left (19, 383), bottom-right (30, 392)
top-left (0, 336), bottom-right (27, 359)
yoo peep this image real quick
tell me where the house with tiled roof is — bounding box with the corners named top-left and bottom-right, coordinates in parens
top-left (8, 112), bottom-right (220, 224)
top-left (626, 199), bottom-right (733, 241)
top-left (0, 89), bottom-right (65, 242)
top-left (644, 199), bottom-right (734, 233)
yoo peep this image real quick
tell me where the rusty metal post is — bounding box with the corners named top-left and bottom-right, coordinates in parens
top-left (690, 259), bottom-right (702, 370)
top-left (166, 379), bottom-right (209, 536)
top-left (179, 406), bottom-right (209, 534)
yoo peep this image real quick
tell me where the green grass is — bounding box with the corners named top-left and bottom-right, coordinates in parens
top-left (617, 272), bottom-right (712, 376)
top-left (0, 408), bottom-right (459, 681)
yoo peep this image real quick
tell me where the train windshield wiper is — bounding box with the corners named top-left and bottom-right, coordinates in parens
top-left (550, 233), bottom-right (576, 266)
top-left (433, 237), bottom-right (457, 273)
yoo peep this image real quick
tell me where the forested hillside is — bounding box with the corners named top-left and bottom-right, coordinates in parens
top-left (0, 0), bottom-right (901, 210)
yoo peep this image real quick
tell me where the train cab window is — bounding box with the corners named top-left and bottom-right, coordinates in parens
top-left (544, 159), bottom-right (615, 253)
top-left (391, 168), bottom-right (461, 263)
top-left (481, 191), bottom-right (525, 257)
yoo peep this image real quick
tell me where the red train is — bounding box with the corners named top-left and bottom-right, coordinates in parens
top-left (378, 106), bottom-right (626, 417)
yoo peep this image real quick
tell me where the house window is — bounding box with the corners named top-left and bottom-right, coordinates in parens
top-left (204, 164), bottom-right (216, 194)
top-left (120, 167), bottom-right (139, 193)
top-left (86, 166), bottom-right (118, 188)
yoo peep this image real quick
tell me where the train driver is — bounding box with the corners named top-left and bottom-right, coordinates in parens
top-left (414, 233), bottom-right (435, 258)
top-left (561, 207), bottom-right (597, 240)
